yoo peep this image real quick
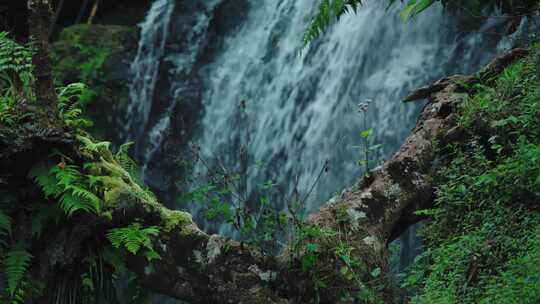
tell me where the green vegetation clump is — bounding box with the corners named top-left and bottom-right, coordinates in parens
top-left (52, 24), bottom-right (136, 86)
top-left (403, 46), bottom-right (540, 303)
top-left (52, 24), bottom-right (137, 141)
top-left (0, 31), bottom-right (188, 303)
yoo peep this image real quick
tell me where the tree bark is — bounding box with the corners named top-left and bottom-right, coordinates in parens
top-left (0, 41), bottom-right (529, 302)
top-left (97, 72), bottom-right (457, 303)
top-left (104, 49), bottom-right (529, 303)
top-left (27, 0), bottom-right (58, 113)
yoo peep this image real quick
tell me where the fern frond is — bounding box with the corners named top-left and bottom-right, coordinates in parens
top-left (106, 223), bottom-right (160, 258)
top-left (0, 32), bottom-right (35, 103)
top-left (0, 210), bottom-right (11, 236)
top-left (57, 83), bottom-right (86, 106)
top-left (303, 0), bottom-right (439, 46)
top-left (59, 187), bottom-right (100, 217)
top-left (115, 142), bottom-right (143, 185)
top-left (51, 164), bottom-right (81, 189)
top-left (304, 0), bottom-right (365, 47)
top-left (29, 162), bottom-right (62, 198)
top-left (2, 246), bottom-right (32, 297)
top-left (77, 135), bottom-right (111, 155)
top-left (31, 162), bottom-right (101, 217)
top-left (0, 32), bottom-right (34, 77)
top-left (57, 83), bottom-right (95, 129)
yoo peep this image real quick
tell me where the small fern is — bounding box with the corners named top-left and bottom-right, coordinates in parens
top-left (0, 210), bottom-right (11, 237)
top-left (52, 164), bottom-right (101, 217)
top-left (29, 162), bottom-right (62, 198)
top-left (0, 32), bottom-right (33, 76)
top-left (115, 142), bottom-right (142, 185)
top-left (30, 161), bottom-right (101, 217)
top-left (57, 83), bottom-right (93, 129)
top-left (0, 32), bottom-right (35, 103)
top-left (304, 0), bottom-right (364, 47)
top-left (303, 0), bottom-right (439, 46)
top-left (107, 223), bottom-right (161, 261)
top-left (2, 246), bottom-right (32, 297)
top-left (114, 142), bottom-right (159, 204)
top-left (77, 135), bottom-right (111, 155)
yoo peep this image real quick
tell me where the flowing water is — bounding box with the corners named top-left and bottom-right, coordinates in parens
top-left (124, 0), bottom-right (175, 179)
top-left (189, 1), bottom-right (505, 233)
top-left (126, 0), bottom-right (512, 295)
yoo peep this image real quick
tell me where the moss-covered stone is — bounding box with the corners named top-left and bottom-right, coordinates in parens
top-left (52, 24), bottom-right (138, 143)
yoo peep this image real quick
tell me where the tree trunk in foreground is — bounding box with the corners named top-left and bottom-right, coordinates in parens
top-left (94, 48), bottom-right (532, 303)
top-left (4, 3), bottom-right (530, 302)
top-left (0, 42), bottom-right (528, 302)
top-left (27, 0), bottom-right (57, 112)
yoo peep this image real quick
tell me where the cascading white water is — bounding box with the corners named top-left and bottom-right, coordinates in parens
top-left (124, 0), bottom-right (175, 179)
top-left (128, 0), bottom-right (510, 280)
top-left (122, 1), bottom-right (515, 302)
top-left (126, 0), bottom-right (225, 181)
top-left (191, 0), bottom-right (504, 234)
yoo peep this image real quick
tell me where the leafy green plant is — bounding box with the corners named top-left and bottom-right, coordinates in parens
top-left (304, 0), bottom-right (540, 47)
top-left (30, 160), bottom-right (101, 217)
top-left (1, 246), bottom-right (32, 299)
top-left (115, 142), bottom-right (143, 186)
top-left (403, 48), bottom-right (540, 303)
top-left (106, 223), bottom-right (161, 262)
top-left (356, 102), bottom-right (383, 173)
top-left (57, 83), bottom-right (94, 129)
top-left (0, 31), bottom-right (34, 103)
top-left (303, 0), bottom-right (438, 46)
top-left (0, 32), bottom-right (36, 126)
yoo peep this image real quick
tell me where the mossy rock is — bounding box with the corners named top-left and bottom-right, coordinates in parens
top-left (52, 24), bottom-right (138, 143)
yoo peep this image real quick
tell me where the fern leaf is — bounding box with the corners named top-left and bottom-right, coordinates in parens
top-left (0, 210), bottom-right (11, 236)
top-left (115, 142), bottom-right (142, 185)
top-left (303, 0), bottom-right (439, 46)
top-left (59, 189), bottom-right (100, 217)
top-left (52, 164), bottom-right (81, 189)
top-left (106, 223), bottom-right (160, 257)
top-left (3, 246), bottom-right (32, 297)
top-left (29, 162), bottom-right (62, 198)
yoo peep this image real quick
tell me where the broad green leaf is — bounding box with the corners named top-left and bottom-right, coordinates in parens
top-left (415, 0), bottom-right (434, 15)
top-left (401, 0), bottom-right (417, 21)
top-left (360, 129), bottom-right (373, 138)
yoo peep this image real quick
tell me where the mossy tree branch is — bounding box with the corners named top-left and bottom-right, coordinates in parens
top-left (0, 47), bottom-right (528, 303)
top-left (99, 49), bottom-right (530, 303)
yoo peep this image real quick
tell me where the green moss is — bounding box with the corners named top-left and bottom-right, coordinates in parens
top-left (159, 209), bottom-right (194, 233)
top-left (74, 135), bottom-right (197, 235)
top-left (403, 48), bottom-right (540, 303)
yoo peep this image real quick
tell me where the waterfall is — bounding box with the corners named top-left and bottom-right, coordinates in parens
top-left (127, 0), bottom-right (510, 288)
top-left (124, 0), bottom-right (175, 180)
top-left (189, 1), bottom-right (505, 235)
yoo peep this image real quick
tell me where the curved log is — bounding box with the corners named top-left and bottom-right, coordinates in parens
top-left (0, 42), bottom-right (528, 302)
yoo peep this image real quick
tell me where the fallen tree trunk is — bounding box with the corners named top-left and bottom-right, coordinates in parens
top-left (0, 49), bottom-right (529, 303)
top-left (3, 2), bottom-right (532, 302)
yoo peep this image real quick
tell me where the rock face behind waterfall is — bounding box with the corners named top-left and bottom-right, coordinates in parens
top-left (124, 0), bottom-right (252, 204)
top-left (51, 0), bottom-right (250, 206)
